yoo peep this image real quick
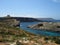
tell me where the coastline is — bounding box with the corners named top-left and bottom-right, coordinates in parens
top-left (27, 22), bottom-right (60, 32)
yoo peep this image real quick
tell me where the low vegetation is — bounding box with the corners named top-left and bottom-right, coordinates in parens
top-left (0, 19), bottom-right (60, 45)
top-left (0, 20), bottom-right (36, 42)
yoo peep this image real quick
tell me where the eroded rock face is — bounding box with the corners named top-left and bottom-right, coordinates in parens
top-left (27, 22), bottom-right (60, 32)
top-left (0, 18), bottom-right (20, 27)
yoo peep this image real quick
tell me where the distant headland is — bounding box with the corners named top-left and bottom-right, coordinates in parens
top-left (0, 15), bottom-right (41, 22)
top-left (0, 15), bottom-right (57, 22)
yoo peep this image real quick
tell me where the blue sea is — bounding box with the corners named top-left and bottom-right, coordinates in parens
top-left (20, 22), bottom-right (60, 36)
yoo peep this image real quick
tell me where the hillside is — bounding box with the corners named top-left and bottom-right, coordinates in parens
top-left (0, 17), bottom-right (41, 22)
top-left (36, 18), bottom-right (55, 22)
top-left (0, 18), bottom-right (60, 45)
top-left (0, 21), bottom-right (36, 42)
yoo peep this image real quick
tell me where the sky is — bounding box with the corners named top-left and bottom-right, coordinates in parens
top-left (0, 0), bottom-right (60, 19)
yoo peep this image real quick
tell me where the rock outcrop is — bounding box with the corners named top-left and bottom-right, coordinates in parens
top-left (27, 22), bottom-right (60, 32)
top-left (0, 18), bottom-right (20, 27)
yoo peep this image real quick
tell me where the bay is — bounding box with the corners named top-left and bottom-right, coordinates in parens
top-left (20, 22), bottom-right (60, 36)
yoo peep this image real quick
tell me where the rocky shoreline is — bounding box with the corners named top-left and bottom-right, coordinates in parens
top-left (27, 22), bottom-right (60, 32)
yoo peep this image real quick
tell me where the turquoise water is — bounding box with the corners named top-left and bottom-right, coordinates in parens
top-left (20, 22), bottom-right (60, 36)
